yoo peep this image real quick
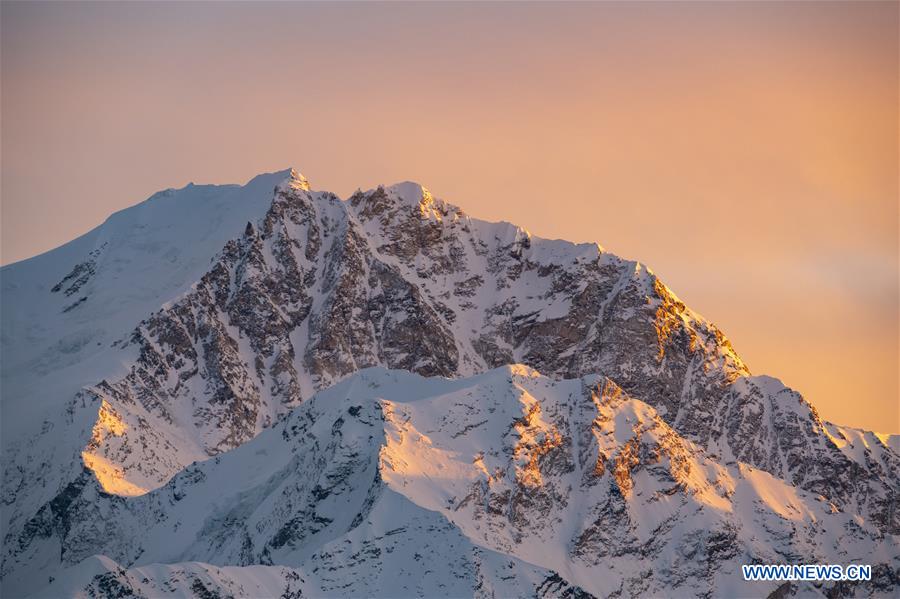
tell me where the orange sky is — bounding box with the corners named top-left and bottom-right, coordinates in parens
top-left (1, 1), bottom-right (897, 433)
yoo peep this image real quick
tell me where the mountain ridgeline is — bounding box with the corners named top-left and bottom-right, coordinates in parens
top-left (1, 169), bottom-right (897, 597)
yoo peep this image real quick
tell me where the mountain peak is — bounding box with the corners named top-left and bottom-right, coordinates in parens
top-left (384, 180), bottom-right (430, 204)
top-left (385, 181), bottom-right (444, 218)
top-left (264, 167), bottom-right (310, 192)
top-left (348, 180), bottom-right (449, 222)
top-left (283, 167), bottom-right (310, 191)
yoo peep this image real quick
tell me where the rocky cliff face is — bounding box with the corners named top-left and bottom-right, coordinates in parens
top-left (1, 169), bottom-right (898, 597)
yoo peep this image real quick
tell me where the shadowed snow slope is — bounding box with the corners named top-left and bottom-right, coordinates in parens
top-left (1, 170), bottom-right (288, 439)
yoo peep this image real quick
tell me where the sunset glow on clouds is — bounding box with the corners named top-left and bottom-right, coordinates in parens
top-left (1, 1), bottom-right (897, 432)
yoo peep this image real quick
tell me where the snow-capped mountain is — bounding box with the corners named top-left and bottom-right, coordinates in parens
top-left (2, 169), bottom-right (898, 597)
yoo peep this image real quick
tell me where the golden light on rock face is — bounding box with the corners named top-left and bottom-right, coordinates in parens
top-left (81, 400), bottom-right (148, 497)
top-left (1, 1), bottom-right (897, 432)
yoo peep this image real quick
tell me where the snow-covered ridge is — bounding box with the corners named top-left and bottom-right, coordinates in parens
top-left (2, 168), bottom-right (898, 597)
top-left (1, 169), bottom-right (293, 441)
top-left (9, 367), bottom-right (899, 598)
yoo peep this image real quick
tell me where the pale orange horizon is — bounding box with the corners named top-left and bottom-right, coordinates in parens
top-left (1, 1), bottom-right (897, 433)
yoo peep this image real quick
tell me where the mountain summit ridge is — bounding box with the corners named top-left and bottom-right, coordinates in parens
top-left (1, 169), bottom-right (898, 597)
